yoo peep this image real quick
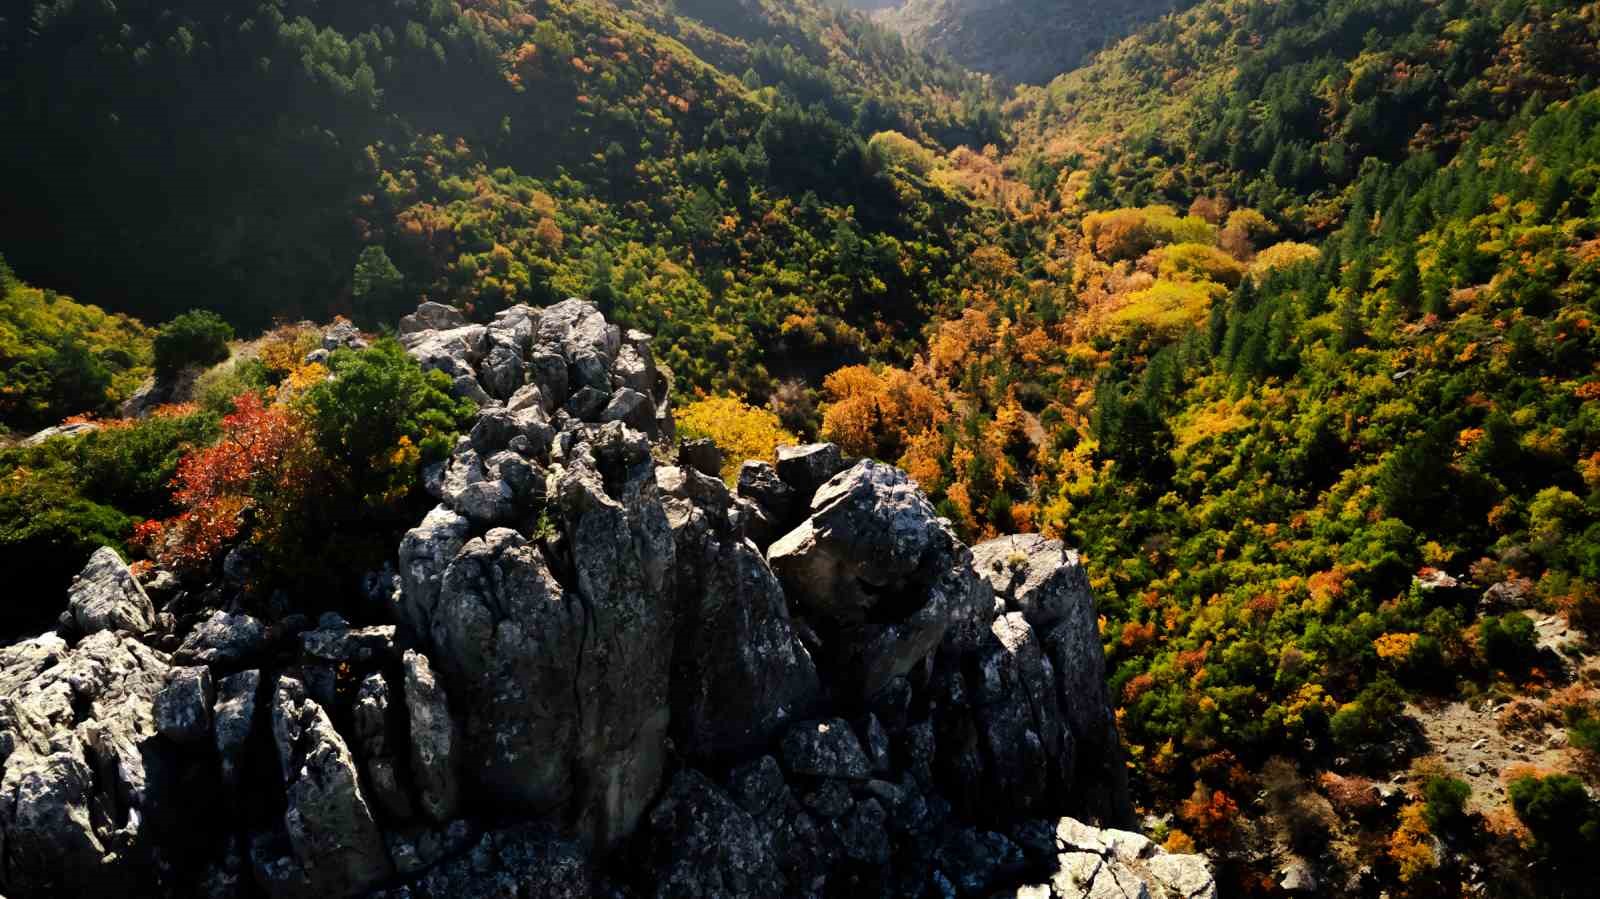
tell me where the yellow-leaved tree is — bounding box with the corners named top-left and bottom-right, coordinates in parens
top-left (676, 395), bottom-right (796, 483)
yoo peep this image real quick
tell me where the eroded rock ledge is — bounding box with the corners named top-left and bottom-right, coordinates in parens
top-left (0, 300), bottom-right (1211, 899)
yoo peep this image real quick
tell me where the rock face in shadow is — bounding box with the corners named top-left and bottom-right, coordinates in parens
top-left (0, 298), bottom-right (1208, 899)
top-left (657, 463), bottom-right (821, 764)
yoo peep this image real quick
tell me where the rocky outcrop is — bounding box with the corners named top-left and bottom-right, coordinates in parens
top-left (66, 547), bottom-right (155, 636)
top-left (1038, 817), bottom-right (1218, 899)
top-left (769, 460), bottom-right (991, 700)
top-left (0, 298), bottom-right (1208, 899)
top-left (0, 631), bottom-right (175, 897)
top-left (402, 651), bottom-right (460, 824)
top-left (972, 534), bottom-right (1133, 823)
top-left (267, 677), bottom-right (394, 897)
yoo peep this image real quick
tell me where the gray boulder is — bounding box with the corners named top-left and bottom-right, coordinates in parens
top-left (775, 442), bottom-right (847, 501)
top-left (677, 438), bottom-right (723, 478)
top-left (935, 613), bottom-right (1073, 821)
top-left (154, 665), bottom-right (215, 744)
top-left (736, 460), bottom-right (798, 541)
top-left (395, 506), bottom-right (471, 644)
top-left (611, 343), bottom-right (656, 396)
top-left (175, 610), bottom-right (269, 668)
top-left (406, 527), bottom-right (582, 817)
top-left (479, 330), bottom-right (525, 400)
top-left (214, 669), bottom-right (261, 787)
top-left (780, 719), bottom-right (872, 781)
top-left (538, 298), bottom-right (621, 373)
top-left (641, 769), bottom-right (784, 898)
top-left (22, 421), bottom-right (101, 446)
top-left (974, 535), bottom-right (1133, 824)
top-left (552, 425), bottom-right (677, 849)
top-left (527, 346), bottom-right (570, 410)
top-left (657, 465), bottom-right (819, 763)
top-left (602, 386), bottom-right (655, 436)
top-left (300, 624), bottom-right (397, 664)
top-left (68, 547), bottom-right (156, 636)
top-left (321, 318), bottom-right (367, 351)
top-left (768, 460), bottom-right (991, 698)
top-left (973, 534), bottom-right (1092, 630)
top-left (348, 672), bottom-right (412, 822)
top-left (0, 632), bottom-right (173, 897)
top-left (1038, 816), bottom-right (1216, 899)
top-left (398, 301), bottom-right (466, 335)
top-left (401, 325), bottom-right (487, 385)
top-left (394, 826), bottom-right (590, 899)
top-left (403, 422), bottom-right (677, 853)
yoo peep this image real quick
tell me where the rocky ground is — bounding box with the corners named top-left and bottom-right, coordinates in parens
top-left (0, 300), bottom-right (1216, 898)
top-left (1409, 605), bottom-right (1600, 814)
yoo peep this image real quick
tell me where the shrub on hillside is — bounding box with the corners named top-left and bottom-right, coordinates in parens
top-left (0, 466), bottom-right (130, 636)
top-left (1508, 773), bottom-right (1600, 860)
top-left (1479, 612), bottom-right (1537, 673)
top-left (153, 309), bottom-right (232, 377)
top-left (0, 257), bottom-right (153, 431)
top-left (0, 405), bottom-right (220, 629)
top-left (138, 339), bottom-right (472, 589)
top-left (1422, 774), bottom-right (1472, 833)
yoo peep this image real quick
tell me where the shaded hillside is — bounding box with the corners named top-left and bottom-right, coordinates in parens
top-left (0, 0), bottom-right (1004, 402)
top-left (880, 0), bottom-right (1194, 84)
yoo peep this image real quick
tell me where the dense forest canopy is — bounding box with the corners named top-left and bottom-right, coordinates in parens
top-left (5, 0), bottom-right (1600, 895)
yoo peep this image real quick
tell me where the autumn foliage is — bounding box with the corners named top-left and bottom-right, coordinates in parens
top-left (677, 395), bottom-right (796, 483)
top-left (133, 391), bottom-right (315, 573)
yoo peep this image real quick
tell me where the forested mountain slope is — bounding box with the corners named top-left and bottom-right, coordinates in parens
top-left (879, 0), bottom-right (1195, 84)
top-left (1, 0), bottom-right (1002, 396)
top-left (1006, 0), bottom-right (1600, 222)
top-left (4, 1), bottom-right (1600, 896)
top-left (806, 1), bottom-right (1600, 893)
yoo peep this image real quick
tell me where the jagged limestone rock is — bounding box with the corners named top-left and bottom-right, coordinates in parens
top-left (641, 769), bottom-right (785, 898)
top-left (1038, 816), bottom-right (1217, 899)
top-left (398, 301), bottom-right (465, 335)
top-left (348, 672), bottom-right (413, 822)
top-left (268, 677), bottom-right (393, 897)
top-left (213, 669), bottom-right (260, 788)
top-left (154, 665), bottom-right (215, 744)
top-left (382, 826), bottom-right (590, 899)
top-left (0, 632), bottom-right (173, 897)
top-left (402, 650), bottom-right (460, 824)
top-left (775, 443), bottom-right (848, 502)
top-left (67, 547), bottom-right (156, 636)
top-left (769, 460), bottom-right (992, 699)
top-left (780, 719), bottom-right (873, 781)
top-left (657, 464), bottom-right (820, 763)
top-left (974, 534), bottom-right (1134, 825)
top-left (174, 610), bottom-right (269, 668)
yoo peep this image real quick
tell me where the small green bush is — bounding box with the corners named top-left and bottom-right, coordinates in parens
top-left (1480, 612), bottom-right (1537, 672)
top-left (1508, 773), bottom-right (1600, 860)
top-left (194, 356), bottom-right (270, 415)
top-left (1422, 775), bottom-right (1472, 833)
top-left (0, 459), bottom-right (131, 636)
top-left (1567, 711), bottom-right (1600, 755)
top-left (154, 309), bottom-right (233, 377)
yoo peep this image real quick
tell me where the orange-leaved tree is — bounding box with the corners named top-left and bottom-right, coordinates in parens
top-left (133, 391), bottom-right (318, 573)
